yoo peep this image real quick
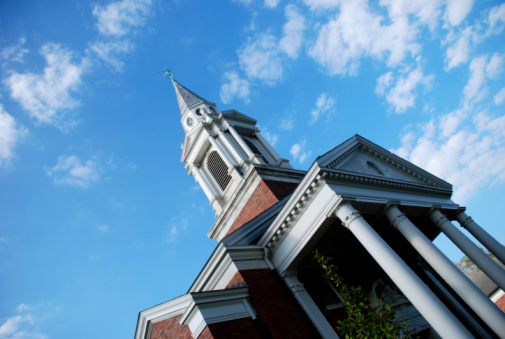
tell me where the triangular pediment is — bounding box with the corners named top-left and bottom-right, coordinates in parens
top-left (317, 135), bottom-right (452, 190)
top-left (181, 125), bottom-right (203, 161)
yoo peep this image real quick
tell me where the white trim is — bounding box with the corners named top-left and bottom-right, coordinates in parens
top-left (135, 294), bottom-right (193, 339)
top-left (181, 288), bottom-right (256, 339)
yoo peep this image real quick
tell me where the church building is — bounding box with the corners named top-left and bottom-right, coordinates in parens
top-left (135, 79), bottom-right (505, 338)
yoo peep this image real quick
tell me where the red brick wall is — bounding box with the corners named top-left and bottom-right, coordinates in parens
top-left (227, 180), bottom-right (298, 236)
top-left (207, 318), bottom-right (263, 339)
top-left (151, 314), bottom-right (193, 339)
top-left (495, 293), bottom-right (505, 312)
top-left (240, 269), bottom-right (318, 339)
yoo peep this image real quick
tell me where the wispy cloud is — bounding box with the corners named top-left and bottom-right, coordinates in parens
top-left (307, 1), bottom-right (439, 75)
top-left (97, 225), bottom-right (110, 233)
top-left (1, 37), bottom-right (29, 64)
top-left (392, 55), bottom-right (505, 203)
top-left (4, 43), bottom-right (85, 130)
top-left (45, 154), bottom-right (102, 188)
top-left (290, 139), bottom-right (311, 164)
top-left (376, 65), bottom-right (434, 113)
top-left (237, 5), bottom-right (305, 85)
top-left (89, 0), bottom-right (152, 71)
top-left (0, 105), bottom-right (28, 167)
top-left (0, 303), bottom-right (54, 339)
top-left (278, 117), bottom-right (294, 131)
top-left (220, 71), bottom-right (251, 104)
top-left (92, 0), bottom-right (152, 37)
top-left (310, 92), bottom-right (335, 123)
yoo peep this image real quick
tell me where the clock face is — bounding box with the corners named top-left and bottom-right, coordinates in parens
top-left (186, 116), bottom-right (194, 127)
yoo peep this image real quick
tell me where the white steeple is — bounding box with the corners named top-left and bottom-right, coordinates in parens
top-left (172, 80), bottom-right (292, 217)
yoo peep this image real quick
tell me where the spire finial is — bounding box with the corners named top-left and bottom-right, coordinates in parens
top-left (160, 68), bottom-right (178, 84)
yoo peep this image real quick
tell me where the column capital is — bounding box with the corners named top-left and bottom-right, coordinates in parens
top-left (334, 201), bottom-right (361, 229)
top-left (429, 207), bottom-right (448, 228)
top-left (456, 210), bottom-right (474, 229)
top-left (384, 204), bottom-right (408, 229)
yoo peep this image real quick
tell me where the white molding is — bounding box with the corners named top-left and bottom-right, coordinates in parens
top-left (135, 294), bottom-right (193, 339)
top-left (181, 288), bottom-right (256, 339)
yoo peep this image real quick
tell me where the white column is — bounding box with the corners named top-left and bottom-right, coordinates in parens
top-left (216, 129), bottom-right (244, 166)
top-left (227, 125), bottom-right (254, 159)
top-left (192, 165), bottom-right (217, 200)
top-left (456, 209), bottom-right (505, 265)
top-left (335, 201), bottom-right (471, 338)
top-left (282, 271), bottom-right (339, 339)
top-left (385, 205), bottom-right (505, 336)
top-left (430, 208), bottom-right (505, 291)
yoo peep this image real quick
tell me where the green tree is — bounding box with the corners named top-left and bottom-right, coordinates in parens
top-left (313, 250), bottom-right (415, 338)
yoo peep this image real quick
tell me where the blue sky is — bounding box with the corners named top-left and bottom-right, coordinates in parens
top-left (1, 0), bottom-right (505, 338)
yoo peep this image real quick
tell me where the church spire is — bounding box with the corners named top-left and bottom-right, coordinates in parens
top-left (173, 81), bottom-right (214, 117)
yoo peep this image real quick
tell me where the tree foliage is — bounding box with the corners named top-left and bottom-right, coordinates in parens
top-left (454, 248), bottom-right (495, 277)
top-left (313, 250), bottom-right (415, 338)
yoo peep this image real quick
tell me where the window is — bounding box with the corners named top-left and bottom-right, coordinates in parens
top-left (206, 151), bottom-right (232, 191)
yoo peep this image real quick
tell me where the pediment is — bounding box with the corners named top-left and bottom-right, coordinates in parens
top-left (181, 126), bottom-right (203, 161)
top-left (317, 135), bottom-right (452, 190)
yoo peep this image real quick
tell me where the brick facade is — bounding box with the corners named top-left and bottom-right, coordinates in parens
top-left (227, 180), bottom-right (298, 236)
top-left (239, 268), bottom-right (319, 339)
top-left (226, 271), bottom-right (245, 289)
top-left (151, 314), bottom-right (193, 339)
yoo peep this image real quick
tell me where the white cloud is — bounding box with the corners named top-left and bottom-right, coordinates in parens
top-left (279, 117), bottom-right (294, 131)
top-left (239, 33), bottom-right (284, 84)
top-left (219, 71), bottom-right (251, 104)
top-left (444, 0), bottom-right (473, 27)
top-left (279, 5), bottom-right (306, 59)
top-left (486, 53), bottom-right (503, 78)
top-left (97, 225), bottom-right (110, 233)
top-left (263, 131), bottom-right (279, 147)
top-left (166, 225), bottom-right (178, 243)
top-left (487, 3), bottom-right (505, 35)
top-left (4, 43), bottom-right (85, 129)
top-left (302, 0), bottom-right (339, 11)
top-left (0, 237), bottom-right (8, 243)
top-left (0, 105), bottom-right (28, 167)
top-left (1, 37), bottom-right (29, 63)
top-left (88, 40), bottom-right (132, 71)
top-left (238, 5), bottom-right (304, 85)
top-left (0, 305), bottom-right (49, 339)
top-left (45, 155), bottom-right (101, 188)
top-left (494, 88), bottom-right (505, 105)
top-left (307, 0), bottom-right (430, 75)
top-left (393, 109), bottom-right (505, 204)
top-left (310, 92), bottom-right (335, 123)
top-left (463, 55), bottom-right (488, 106)
top-left (392, 52), bottom-right (505, 204)
top-left (376, 66), bottom-right (433, 113)
top-left (92, 0), bottom-right (152, 37)
top-left (444, 27), bottom-right (472, 70)
top-left (264, 0), bottom-right (279, 8)
top-left (290, 139), bottom-right (311, 163)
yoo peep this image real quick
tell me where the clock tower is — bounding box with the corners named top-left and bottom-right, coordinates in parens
top-left (172, 79), bottom-right (304, 240)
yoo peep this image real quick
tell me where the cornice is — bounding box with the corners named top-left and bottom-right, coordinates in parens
top-left (135, 294), bottom-right (192, 339)
top-left (323, 168), bottom-right (453, 196)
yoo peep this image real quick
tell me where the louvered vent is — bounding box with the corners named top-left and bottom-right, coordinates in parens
top-left (207, 151), bottom-right (232, 191)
